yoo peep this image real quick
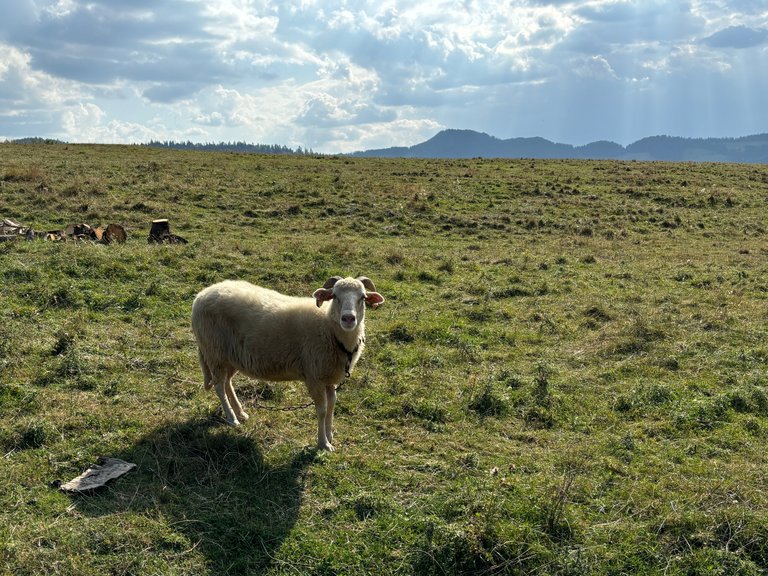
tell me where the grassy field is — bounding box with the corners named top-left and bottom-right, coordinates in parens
top-left (2, 143), bottom-right (768, 575)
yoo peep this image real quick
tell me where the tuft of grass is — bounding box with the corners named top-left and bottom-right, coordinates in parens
top-left (468, 379), bottom-right (509, 417)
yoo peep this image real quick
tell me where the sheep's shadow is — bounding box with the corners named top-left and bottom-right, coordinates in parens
top-left (74, 417), bottom-right (316, 574)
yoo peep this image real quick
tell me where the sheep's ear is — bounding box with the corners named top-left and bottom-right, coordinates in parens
top-left (323, 276), bottom-right (342, 289)
top-left (313, 288), bottom-right (335, 307)
top-left (365, 292), bottom-right (385, 309)
top-left (357, 276), bottom-right (377, 292)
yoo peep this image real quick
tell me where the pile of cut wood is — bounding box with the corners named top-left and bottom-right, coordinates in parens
top-left (0, 218), bottom-right (127, 243)
top-left (0, 219), bottom-right (35, 241)
top-left (1, 217), bottom-right (190, 245)
top-left (45, 222), bottom-right (127, 243)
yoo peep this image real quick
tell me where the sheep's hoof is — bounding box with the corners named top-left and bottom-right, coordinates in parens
top-left (226, 417), bottom-right (241, 426)
top-left (318, 441), bottom-right (335, 452)
top-left (238, 412), bottom-right (250, 422)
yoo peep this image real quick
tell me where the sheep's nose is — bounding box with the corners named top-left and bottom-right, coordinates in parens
top-left (341, 313), bottom-right (356, 324)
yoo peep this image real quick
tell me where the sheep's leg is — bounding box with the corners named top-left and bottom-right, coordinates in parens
top-left (324, 384), bottom-right (337, 446)
top-left (212, 369), bottom-right (240, 426)
top-left (224, 369), bottom-right (249, 422)
top-left (308, 383), bottom-right (334, 451)
top-left (198, 349), bottom-right (213, 390)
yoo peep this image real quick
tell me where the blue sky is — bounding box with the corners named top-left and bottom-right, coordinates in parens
top-left (0, 0), bottom-right (766, 153)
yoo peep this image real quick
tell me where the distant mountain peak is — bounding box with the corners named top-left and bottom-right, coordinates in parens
top-left (352, 129), bottom-right (768, 163)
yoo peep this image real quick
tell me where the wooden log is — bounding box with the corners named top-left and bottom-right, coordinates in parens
top-left (0, 219), bottom-right (25, 237)
top-left (167, 234), bottom-right (189, 245)
top-left (103, 223), bottom-right (127, 244)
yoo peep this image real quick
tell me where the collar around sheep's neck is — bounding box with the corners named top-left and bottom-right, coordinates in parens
top-left (335, 336), bottom-right (364, 378)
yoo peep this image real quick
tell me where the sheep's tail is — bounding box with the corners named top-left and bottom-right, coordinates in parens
top-left (198, 349), bottom-right (214, 390)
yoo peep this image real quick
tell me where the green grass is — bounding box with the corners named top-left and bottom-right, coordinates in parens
top-left (2, 143), bottom-right (768, 574)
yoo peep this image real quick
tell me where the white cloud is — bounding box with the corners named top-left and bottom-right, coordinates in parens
top-left (574, 55), bottom-right (621, 80)
top-left (310, 117), bottom-right (443, 153)
top-left (194, 111), bottom-right (226, 126)
top-left (642, 43), bottom-right (733, 75)
top-left (61, 102), bottom-right (105, 135)
top-left (45, 0), bottom-right (79, 18)
top-left (205, 85), bottom-right (282, 129)
top-left (299, 94), bottom-right (355, 126)
top-left (201, 0), bottom-right (280, 47)
top-left (701, 24), bottom-right (768, 48)
top-left (0, 42), bottom-right (90, 141)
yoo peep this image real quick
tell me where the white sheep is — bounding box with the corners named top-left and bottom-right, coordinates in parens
top-left (191, 276), bottom-right (384, 451)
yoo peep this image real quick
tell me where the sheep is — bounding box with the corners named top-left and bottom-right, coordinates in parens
top-left (191, 276), bottom-right (384, 451)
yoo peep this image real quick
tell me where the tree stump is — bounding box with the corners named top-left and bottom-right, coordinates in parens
top-left (148, 219), bottom-right (171, 243)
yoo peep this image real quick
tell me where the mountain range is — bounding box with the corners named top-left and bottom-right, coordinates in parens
top-left (352, 129), bottom-right (768, 163)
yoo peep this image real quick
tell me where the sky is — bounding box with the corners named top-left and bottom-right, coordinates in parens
top-left (0, 0), bottom-right (767, 153)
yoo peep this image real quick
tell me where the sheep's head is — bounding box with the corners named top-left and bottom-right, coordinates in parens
top-left (313, 276), bottom-right (385, 331)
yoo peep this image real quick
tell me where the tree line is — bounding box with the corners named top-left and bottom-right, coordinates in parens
top-left (142, 140), bottom-right (317, 155)
top-left (4, 138), bottom-right (318, 156)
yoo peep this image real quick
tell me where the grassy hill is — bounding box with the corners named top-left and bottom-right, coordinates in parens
top-left (2, 143), bottom-right (768, 575)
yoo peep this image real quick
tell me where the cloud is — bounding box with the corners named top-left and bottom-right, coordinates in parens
top-left (62, 102), bottom-right (106, 134)
top-left (141, 82), bottom-right (205, 104)
top-left (573, 55), bottom-right (622, 81)
top-left (701, 25), bottom-right (768, 49)
top-left (0, 39), bottom-right (181, 143)
top-left (297, 94), bottom-right (354, 127)
top-left (61, 102), bottom-right (165, 143)
top-left (200, 85), bottom-right (275, 129)
top-left (307, 117), bottom-right (443, 154)
top-left (0, 42), bottom-right (89, 138)
top-left (6, 1), bottom-right (225, 86)
top-left (568, 1), bottom-right (704, 50)
top-left (193, 111), bottom-right (225, 127)
top-left (296, 93), bottom-right (397, 128)
top-left (2, 1), bottom-right (768, 150)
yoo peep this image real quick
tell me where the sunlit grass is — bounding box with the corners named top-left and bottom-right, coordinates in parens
top-left (2, 144), bottom-right (768, 574)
